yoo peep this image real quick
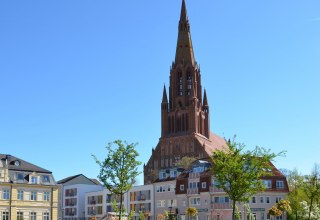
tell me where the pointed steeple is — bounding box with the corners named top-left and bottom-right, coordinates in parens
top-left (203, 89), bottom-right (208, 106)
top-left (175, 0), bottom-right (195, 66)
top-left (162, 84), bottom-right (168, 103)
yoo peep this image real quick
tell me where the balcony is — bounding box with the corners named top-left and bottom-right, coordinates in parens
top-left (138, 195), bottom-right (146, 201)
top-left (211, 202), bottom-right (232, 210)
top-left (189, 173), bottom-right (200, 179)
top-left (187, 188), bottom-right (199, 195)
top-left (209, 186), bottom-right (225, 193)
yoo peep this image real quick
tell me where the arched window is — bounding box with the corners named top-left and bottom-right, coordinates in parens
top-left (187, 73), bottom-right (192, 95)
top-left (178, 72), bottom-right (183, 96)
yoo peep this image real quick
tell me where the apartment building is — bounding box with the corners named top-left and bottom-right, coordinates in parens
top-left (174, 159), bottom-right (289, 220)
top-left (85, 185), bottom-right (154, 220)
top-left (57, 174), bottom-right (104, 220)
top-left (0, 154), bottom-right (58, 220)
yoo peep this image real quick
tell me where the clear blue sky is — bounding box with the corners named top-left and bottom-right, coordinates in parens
top-left (0, 0), bottom-right (319, 184)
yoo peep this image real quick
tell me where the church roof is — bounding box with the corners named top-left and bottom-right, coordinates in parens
top-left (194, 132), bottom-right (228, 156)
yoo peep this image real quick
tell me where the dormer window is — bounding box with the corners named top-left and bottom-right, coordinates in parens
top-left (16, 173), bottom-right (24, 181)
top-left (42, 175), bottom-right (50, 183)
top-left (31, 176), bottom-right (38, 184)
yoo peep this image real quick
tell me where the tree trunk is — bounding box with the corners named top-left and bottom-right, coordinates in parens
top-left (232, 200), bottom-right (236, 220)
top-left (308, 197), bottom-right (313, 220)
top-left (119, 192), bottom-right (123, 220)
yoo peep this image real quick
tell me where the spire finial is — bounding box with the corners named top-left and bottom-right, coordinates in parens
top-left (175, 0), bottom-right (195, 66)
top-left (162, 84), bottom-right (168, 103)
top-left (203, 89), bottom-right (208, 106)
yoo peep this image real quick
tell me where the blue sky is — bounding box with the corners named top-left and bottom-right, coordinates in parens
top-left (0, 0), bottom-right (319, 184)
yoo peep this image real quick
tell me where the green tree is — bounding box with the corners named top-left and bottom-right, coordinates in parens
top-left (303, 164), bottom-right (320, 220)
top-left (93, 140), bottom-right (142, 220)
top-left (210, 139), bottom-right (283, 220)
top-left (286, 168), bottom-right (305, 219)
top-left (175, 156), bottom-right (198, 170)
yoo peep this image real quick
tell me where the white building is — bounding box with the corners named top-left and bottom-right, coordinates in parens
top-left (57, 174), bottom-right (104, 220)
top-left (85, 184), bottom-right (154, 220)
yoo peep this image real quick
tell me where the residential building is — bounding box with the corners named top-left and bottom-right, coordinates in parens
top-left (174, 159), bottom-right (289, 220)
top-left (0, 154), bottom-right (58, 220)
top-left (84, 185), bottom-right (154, 220)
top-left (57, 174), bottom-right (104, 220)
top-left (144, 0), bottom-right (228, 184)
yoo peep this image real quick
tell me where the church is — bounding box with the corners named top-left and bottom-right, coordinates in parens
top-left (144, 0), bottom-right (227, 184)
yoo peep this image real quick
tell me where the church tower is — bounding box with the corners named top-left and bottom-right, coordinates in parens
top-left (144, 0), bottom-right (226, 184)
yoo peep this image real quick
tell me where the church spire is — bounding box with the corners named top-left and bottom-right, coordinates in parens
top-left (203, 89), bottom-right (208, 106)
top-left (162, 84), bottom-right (168, 103)
top-left (175, 0), bottom-right (195, 66)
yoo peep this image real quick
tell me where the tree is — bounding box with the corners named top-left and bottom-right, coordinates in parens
top-left (286, 168), bottom-right (305, 219)
top-left (175, 156), bottom-right (198, 170)
top-left (93, 140), bottom-right (142, 220)
top-left (186, 207), bottom-right (198, 218)
top-left (302, 164), bottom-right (320, 220)
top-left (210, 139), bottom-right (283, 220)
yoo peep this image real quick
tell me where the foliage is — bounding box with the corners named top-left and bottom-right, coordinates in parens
top-left (175, 156), bottom-right (198, 170)
top-left (302, 164), bottom-right (320, 220)
top-left (286, 168), bottom-right (305, 219)
top-left (92, 140), bottom-right (142, 220)
top-left (269, 205), bottom-right (283, 217)
top-left (157, 214), bottom-right (165, 220)
top-left (278, 199), bottom-right (291, 212)
top-left (139, 211), bottom-right (145, 220)
top-left (185, 207), bottom-right (198, 217)
top-left (300, 201), bottom-right (320, 220)
top-left (128, 209), bottom-right (135, 220)
top-left (210, 138), bottom-right (283, 220)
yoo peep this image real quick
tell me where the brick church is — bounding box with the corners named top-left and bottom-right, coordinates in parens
top-left (144, 0), bottom-right (227, 184)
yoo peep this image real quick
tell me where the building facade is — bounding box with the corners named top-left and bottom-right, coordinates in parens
top-left (57, 174), bottom-right (104, 220)
top-left (84, 185), bottom-right (154, 220)
top-left (0, 154), bottom-right (58, 220)
top-left (144, 0), bottom-right (227, 184)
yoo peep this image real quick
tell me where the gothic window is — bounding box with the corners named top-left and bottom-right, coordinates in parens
top-left (178, 72), bottom-right (183, 96)
top-left (187, 73), bottom-right (192, 95)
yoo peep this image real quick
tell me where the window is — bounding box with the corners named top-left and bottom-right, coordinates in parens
top-left (170, 170), bottom-right (177, 178)
top-left (190, 197), bottom-right (200, 205)
top-left (178, 72), bottom-right (183, 96)
top-left (187, 74), bottom-right (192, 95)
top-left (252, 197), bottom-right (256, 203)
top-left (16, 173), bottom-right (24, 181)
top-left (263, 180), bottom-right (272, 189)
top-left (31, 176), bottom-right (38, 184)
top-left (2, 212), bottom-right (9, 220)
top-left (18, 190), bottom-right (24, 200)
top-left (31, 191), bottom-right (37, 201)
top-left (180, 184), bottom-right (184, 191)
top-left (157, 200), bottom-right (166, 207)
top-left (156, 185), bottom-right (166, 193)
top-left (43, 212), bottom-right (49, 220)
top-left (266, 197), bottom-right (270, 203)
top-left (276, 181), bottom-right (284, 189)
top-left (43, 192), bottom-right (50, 201)
top-left (276, 196), bottom-right (282, 203)
top-left (213, 197), bottom-right (229, 204)
top-left (42, 175), bottom-right (50, 183)
top-left (30, 212), bottom-right (36, 220)
top-left (260, 197), bottom-right (264, 203)
top-left (2, 189), bottom-right (9, 200)
top-left (168, 199), bottom-right (177, 207)
top-left (17, 212), bottom-right (23, 220)
top-left (202, 182), bottom-right (206, 189)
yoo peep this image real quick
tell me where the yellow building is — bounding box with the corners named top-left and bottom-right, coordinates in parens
top-left (0, 154), bottom-right (58, 220)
